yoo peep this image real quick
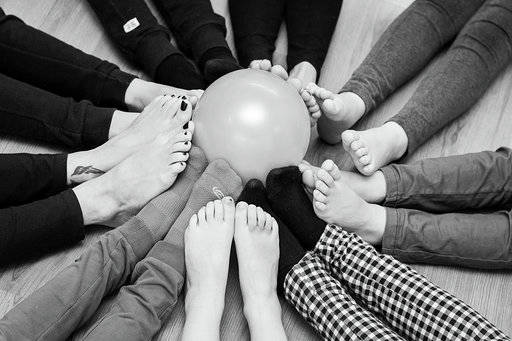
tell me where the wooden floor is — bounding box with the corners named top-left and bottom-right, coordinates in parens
top-left (1, 0), bottom-right (511, 339)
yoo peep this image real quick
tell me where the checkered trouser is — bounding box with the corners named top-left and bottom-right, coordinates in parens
top-left (285, 252), bottom-right (404, 340)
top-left (309, 224), bottom-right (510, 341)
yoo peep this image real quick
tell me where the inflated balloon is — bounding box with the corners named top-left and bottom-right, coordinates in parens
top-left (193, 69), bottom-right (310, 183)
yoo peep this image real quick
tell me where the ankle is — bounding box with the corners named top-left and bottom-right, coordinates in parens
top-left (185, 285), bottom-right (225, 320)
top-left (108, 110), bottom-right (138, 139)
top-left (72, 176), bottom-right (121, 225)
top-left (338, 92), bottom-right (366, 119)
top-left (368, 171), bottom-right (387, 203)
top-left (382, 121), bottom-right (408, 159)
top-left (363, 203), bottom-right (386, 245)
top-left (124, 78), bottom-right (145, 110)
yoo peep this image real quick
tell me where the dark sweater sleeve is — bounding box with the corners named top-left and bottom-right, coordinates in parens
top-left (80, 241), bottom-right (185, 341)
top-left (0, 189), bottom-right (84, 261)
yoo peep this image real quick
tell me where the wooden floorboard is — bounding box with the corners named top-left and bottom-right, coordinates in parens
top-left (0, 0), bottom-right (511, 339)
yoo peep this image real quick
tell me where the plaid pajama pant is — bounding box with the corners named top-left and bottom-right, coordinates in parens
top-left (285, 224), bottom-right (510, 341)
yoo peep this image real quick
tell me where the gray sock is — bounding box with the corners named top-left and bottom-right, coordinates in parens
top-left (163, 159), bottom-right (243, 248)
top-left (137, 147), bottom-right (208, 242)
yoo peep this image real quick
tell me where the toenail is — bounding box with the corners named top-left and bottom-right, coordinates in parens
top-left (180, 100), bottom-right (188, 111)
top-left (183, 122), bottom-right (189, 129)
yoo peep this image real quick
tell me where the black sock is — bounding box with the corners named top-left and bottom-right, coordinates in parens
top-left (266, 166), bottom-right (326, 250)
top-left (202, 48), bottom-right (242, 85)
top-left (155, 54), bottom-right (205, 90)
top-left (237, 179), bottom-right (305, 296)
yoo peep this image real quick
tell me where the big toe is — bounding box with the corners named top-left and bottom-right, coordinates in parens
top-left (288, 77), bottom-right (302, 91)
top-left (321, 160), bottom-right (342, 180)
top-left (271, 64), bottom-right (288, 80)
top-left (322, 99), bottom-right (340, 118)
top-left (341, 130), bottom-right (359, 150)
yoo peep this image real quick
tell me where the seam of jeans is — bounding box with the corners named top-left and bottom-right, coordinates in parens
top-left (387, 248), bottom-right (512, 265)
top-left (36, 226), bottom-right (147, 340)
top-left (383, 166), bottom-right (400, 207)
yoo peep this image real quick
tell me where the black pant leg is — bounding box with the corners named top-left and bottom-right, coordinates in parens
top-left (0, 73), bottom-right (114, 149)
top-left (285, 0), bottom-right (341, 73)
top-left (153, 0), bottom-right (230, 64)
top-left (0, 153), bottom-right (68, 208)
top-left (0, 189), bottom-right (84, 263)
top-left (86, 0), bottom-right (178, 79)
top-left (0, 8), bottom-right (135, 110)
top-left (229, 0), bottom-right (286, 67)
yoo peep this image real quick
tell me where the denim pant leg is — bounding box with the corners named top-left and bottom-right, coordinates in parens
top-left (382, 207), bottom-right (512, 269)
top-left (381, 148), bottom-right (512, 212)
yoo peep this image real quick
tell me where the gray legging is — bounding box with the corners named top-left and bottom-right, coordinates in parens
top-left (318, 0), bottom-right (512, 153)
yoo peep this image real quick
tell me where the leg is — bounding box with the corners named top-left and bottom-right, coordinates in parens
top-left (345, 0), bottom-right (512, 175)
top-left (314, 224), bottom-right (509, 339)
top-left (182, 199), bottom-right (236, 341)
top-left (229, 0), bottom-right (286, 67)
top-left (0, 213), bottom-right (160, 339)
top-left (316, 0), bottom-right (485, 144)
top-left (0, 147), bottom-right (206, 339)
top-left (382, 148), bottom-right (512, 211)
top-left (285, 252), bottom-right (403, 340)
top-left (153, 0), bottom-right (241, 84)
top-left (0, 8), bottom-right (133, 110)
top-left (285, 0), bottom-right (342, 84)
top-left (0, 154), bottom-right (67, 207)
top-left (391, 0), bottom-right (512, 153)
top-left (0, 190), bottom-right (84, 263)
top-left (79, 160), bottom-right (242, 340)
top-left (234, 202), bottom-right (286, 341)
top-left (86, 0), bottom-right (204, 89)
top-left (383, 207), bottom-right (512, 269)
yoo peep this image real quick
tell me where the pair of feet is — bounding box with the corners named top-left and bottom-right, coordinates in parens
top-left (71, 95), bottom-right (195, 226)
top-left (300, 159), bottom-right (387, 245)
top-left (306, 83), bottom-right (409, 176)
top-left (183, 199), bottom-right (286, 341)
top-left (249, 59), bottom-right (322, 125)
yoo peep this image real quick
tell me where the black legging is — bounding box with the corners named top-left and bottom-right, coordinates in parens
top-left (86, 0), bottom-right (231, 83)
top-left (229, 0), bottom-right (341, 73)
top-left (0, 8), bottom-right (138, 262)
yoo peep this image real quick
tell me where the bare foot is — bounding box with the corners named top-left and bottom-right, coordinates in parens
top-left (68, 96), bottom-right (194, 185)
top-left (299, 159), bottom-right (386, 203)
top-left (288, 78), bottom-right (321, 126)
top-left (234, 202), bottom-right (286, 341)
top-left (312, 162), bottom-right (386, 245)
top-left (289, 61), bottom-right (317, 86)
top-left (249, 59), bottom-right (288, 80)
top-left (306, 84), bottom-right (366, 142)
top-left (73, 132), bottom-right (192, 226)
top-left (182, 197), bottom-right (236, 341)
top-left (111, 96), bottom-right (192, 147)
top-left (124, 78), bottom-right (203, 111)
top-left (249, 59), bottom-right (319, 125)
top-left (342, 122), bottom-right (408, 176)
